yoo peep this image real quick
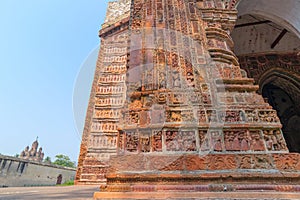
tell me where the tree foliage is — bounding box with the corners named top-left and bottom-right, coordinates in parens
top-left (53, 154), bottom-right (76, 168)
top-left (44, 156), bottom-right (52, 164)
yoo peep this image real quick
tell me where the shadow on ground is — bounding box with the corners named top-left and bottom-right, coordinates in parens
top-left (0, 185), bottom-right (98, 200)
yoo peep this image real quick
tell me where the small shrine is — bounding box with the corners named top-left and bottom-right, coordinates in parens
top-left (19, 138), bottom-right (44, 162)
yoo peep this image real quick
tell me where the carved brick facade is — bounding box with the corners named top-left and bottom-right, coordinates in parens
top-left (75, 2), bottom-right (130, 184)
top-left (77, 0), bottom-right (300, 195)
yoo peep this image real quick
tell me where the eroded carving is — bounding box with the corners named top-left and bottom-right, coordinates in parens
top-left (224, 130), bottom-right (250, 151)
top-left (125, 132), bottom-right (139, 152)
top-left (165, 130), bottom-right (196, 152)
top-left (263, 129), bottom-right (288, 151)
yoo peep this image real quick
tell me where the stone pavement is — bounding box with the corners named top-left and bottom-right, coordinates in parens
top-left (1, 186), bottom-right (300, 200)
top-left (0, 185), bottom-right (98, 200)
top-left (94, 191), bottom-right (300, 200)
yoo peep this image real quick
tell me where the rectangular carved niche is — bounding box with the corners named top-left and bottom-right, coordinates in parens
top-left (125, 131), bottom-right (139, 152)
top-left (118, 131), bottom-right (125, 153)
top-left (263, 129), bottom-right (288, 151)
top-left (199, 130), bottom-right (209, 151)
top-left (224, 130), bottom-right (251, 152)
top-left (224, 130), bottom-right (266, 152)
top-left (165, 130), bottom-right (196, 152)
top-left (139, 132), bottom-right (151, 153)
top-left (151, 130), bottom-right (163, 152)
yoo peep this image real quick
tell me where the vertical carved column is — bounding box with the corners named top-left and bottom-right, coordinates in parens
top-left (195, 0), bottom-right (288, 153)
top-left (197, 0), bottom-right (244, 83)
top-left (76, 0), bottom-right (131, 185)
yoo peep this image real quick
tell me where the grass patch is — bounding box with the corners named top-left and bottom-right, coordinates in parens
top-left (59, 180), bottom-right (74, 186)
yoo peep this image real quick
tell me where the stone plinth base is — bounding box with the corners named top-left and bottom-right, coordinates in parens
top-left (74, 180), bottom-right (105, 185)
top-left (94, 153), bottom-right (300, 199)
top-left (94, 191), bottom-right (300, 199)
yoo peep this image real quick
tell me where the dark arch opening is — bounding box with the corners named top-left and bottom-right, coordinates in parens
top-left (56, 174), bottom-right (63, 185)
top-left (262, 83), bottom-right (300, 153)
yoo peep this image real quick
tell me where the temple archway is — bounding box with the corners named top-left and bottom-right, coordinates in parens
top-left (232, 0), bottom-right (300, 152)
top-left (261, 74), bottom-right (300, 153)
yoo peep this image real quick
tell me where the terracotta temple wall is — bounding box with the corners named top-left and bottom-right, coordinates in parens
top-left (76, 0), bottom-right (300, 188)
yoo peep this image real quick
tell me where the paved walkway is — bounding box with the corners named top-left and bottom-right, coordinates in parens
top-left (2, 186), bottom-right (300, 199)
top-left (95, 191), bottom-right (300, 200)
top-left (0, 185), bottom-right (98, 200)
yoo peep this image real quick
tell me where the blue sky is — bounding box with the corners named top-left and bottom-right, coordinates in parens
top-left (0, 0), bottom-right (110, 162)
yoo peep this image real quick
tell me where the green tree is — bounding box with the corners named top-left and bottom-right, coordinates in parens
top-left (44, 156), bottom-right (52, 164)
top-left (53, 154), bottom-right (76, 168)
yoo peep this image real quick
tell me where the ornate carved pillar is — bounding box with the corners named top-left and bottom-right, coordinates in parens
top-left (75, 0), bottom-right (130, 185)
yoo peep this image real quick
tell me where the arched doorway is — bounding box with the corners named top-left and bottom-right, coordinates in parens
top-left (262, 83), bottom-right (300, 153)
top-left (231, 0), bottom-right (300, 152)
top-left (56, 174), bottom-right (63, 185)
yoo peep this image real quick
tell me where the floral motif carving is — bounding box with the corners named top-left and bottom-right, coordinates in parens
top-left (185, 156), bottom-right (207, 170)
top-left (208, 155), bottom-right (237, 170)
top-left (273, 154), bottom-right (300, 171)
top-left (258, 111), bottom-right (280, 123)
top-left (156, 93), bottom-right (167, 104)
top-left (129, 112), bottom-right (139, 124)
top-left (238, 154), bottom-right (273, 169)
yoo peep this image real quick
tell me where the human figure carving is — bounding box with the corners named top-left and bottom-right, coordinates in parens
top-left (173, 72), bottom-right (181, 88)
top-left (250, 132), bottom-right (265, 151)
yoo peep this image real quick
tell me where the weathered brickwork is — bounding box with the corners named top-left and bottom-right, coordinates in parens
top-left (78, 0), bottom-right (300, 195)
top-left (118, 0), bottom-right (286, 158)
top-left (75, 1), bottom-right (129, 184)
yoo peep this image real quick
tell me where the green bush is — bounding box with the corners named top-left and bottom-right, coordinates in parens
top-left (59, 180), bottom-right (74, 186)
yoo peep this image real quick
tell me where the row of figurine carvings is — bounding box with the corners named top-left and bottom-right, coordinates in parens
top-left (121, 109), bottom-right (279, 124)
top-left (116, 129), bottom-right (287, 153)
